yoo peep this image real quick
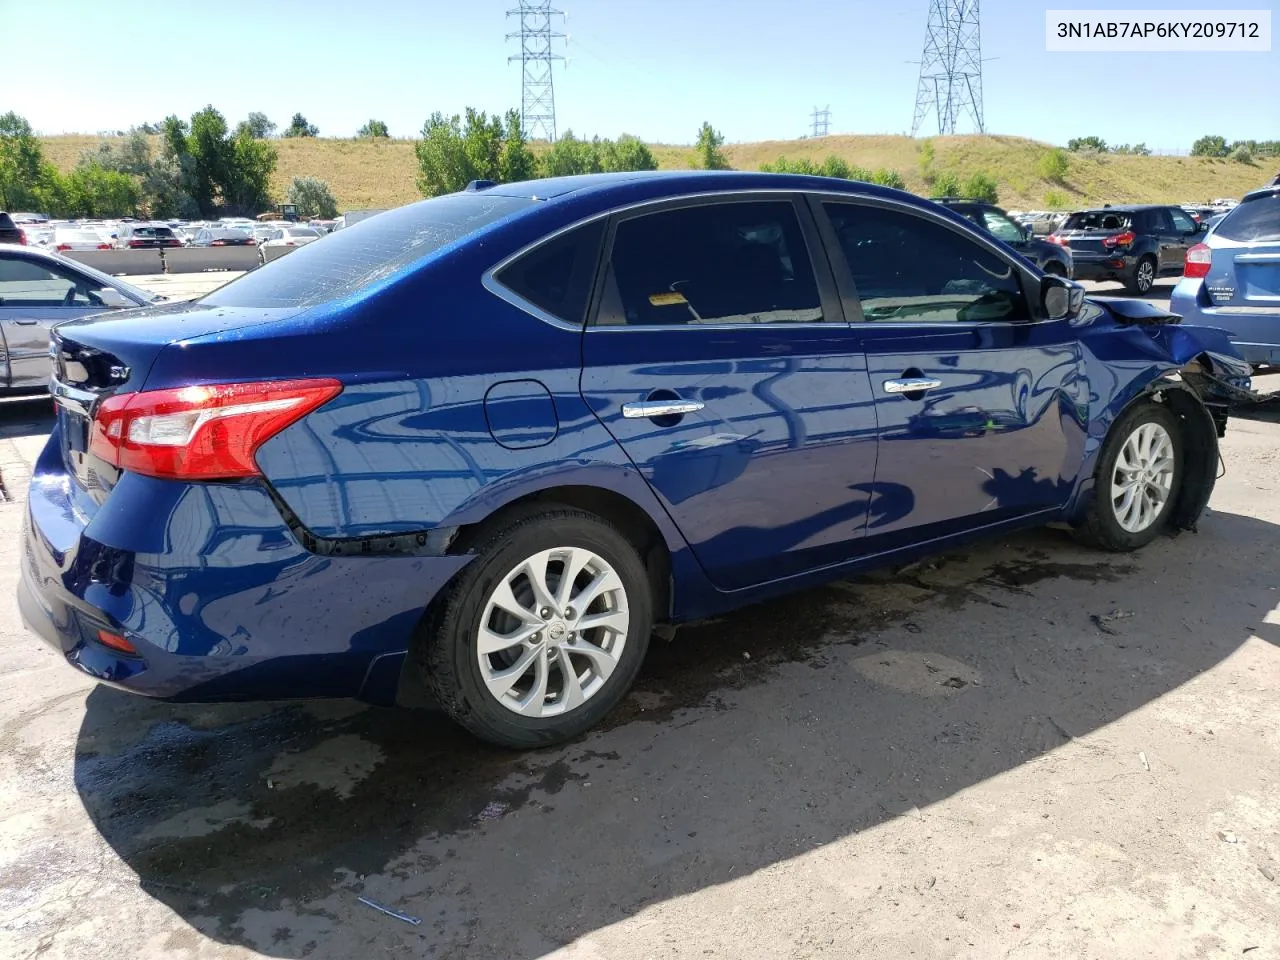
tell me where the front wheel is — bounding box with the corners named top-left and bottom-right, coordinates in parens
top-left (419, 508), bottom-right (652, 749)
top-left (1075, 401), bottom-right (1183, 551)
top-left (1125, 256), bottom-right (1157, 295)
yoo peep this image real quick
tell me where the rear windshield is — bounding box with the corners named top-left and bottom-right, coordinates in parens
top-left (1215, 193), bottom-right (1280, 243)
top-left (130, 226), bottom-right (174, 238)
top-left (1062, 211), bottom-right (1133, 231)
top-left (203, 193), bottom-right (535, 308)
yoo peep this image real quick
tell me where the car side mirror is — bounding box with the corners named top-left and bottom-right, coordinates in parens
top-left (1041, 274), bottom-right (1084, 321)
top-left (1023, 225), bottom-right (1035, 241)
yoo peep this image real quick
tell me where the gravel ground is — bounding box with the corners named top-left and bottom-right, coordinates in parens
top-left (0, 277), bottom-right (1277, 959)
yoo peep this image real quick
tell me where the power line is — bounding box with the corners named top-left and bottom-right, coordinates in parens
top-left (911, 0), bottom-right (985, 136)
top-left (810, 105), bottom-right (831, 138)
top-left (506, 1), bottom-right (567, 142)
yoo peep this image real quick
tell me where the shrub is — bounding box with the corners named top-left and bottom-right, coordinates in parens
top-left (1229, 144), bottom-right (1255, 164)
top-left (931, 171), bottom-right (961, 198)
top-left (287, 175), bottom-right (338, 219)
top-left (962, 171), bottom-right (999, 203)
top-left (358, 119), bottom-right (390, 138)
top-left (695, 122), bottom-right (729, 170)
top-left (1036, 148), bottom-right (1070, 183)
top-left (1044, 189), bottom-right (1067, 209)
top-left (870, 168), bottom-right (906, 189)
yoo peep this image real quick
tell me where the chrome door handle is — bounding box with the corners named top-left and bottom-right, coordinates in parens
top-left (622, 399), bottom-right (704, 419)
top-left (882, 377), bottom-right (942, 394)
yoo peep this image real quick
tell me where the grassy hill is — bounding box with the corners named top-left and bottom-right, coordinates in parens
top-left (39, 133), bottom-right (1273, 213)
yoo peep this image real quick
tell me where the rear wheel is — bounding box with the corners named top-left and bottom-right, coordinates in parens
top-left (1075, 401), bottom-right (1182, 551)
top-left (1126, 256), bottom-right (1157, 295)
top-left (418, 508), bottom-right (652, 749)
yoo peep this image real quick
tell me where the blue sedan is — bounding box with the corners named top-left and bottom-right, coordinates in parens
top-left (20, 172), bottom-right (1251, 748)
top-left (1172, 185), bottom-right (1280, 367)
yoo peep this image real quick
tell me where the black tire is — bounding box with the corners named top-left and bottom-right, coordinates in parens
top-left (418, 507), bottom-right (652, 749)
top-left (1125, 255), bottom-right (1157, 295)
top-left (1074, 401), bottom-right (1184, 551)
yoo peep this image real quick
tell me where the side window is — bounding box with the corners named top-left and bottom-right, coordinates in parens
top-left (1169, 208), bottom-right (1197, 233)
top-left (0, 256), bottom-right (98, 306)
top-left (980, 210), bottom-right (1025, 244)
top-left (823, 202), bottom-right (1029, 324)
top-left (1149, 209), bottom-right (1172, 232)
top-left (494, 220), bottom-right (604, 327)
top-left (597, 200), bottom-right (824, 326)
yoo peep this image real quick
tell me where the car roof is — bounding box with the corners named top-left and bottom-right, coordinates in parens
top-left (1240, 185), bottom-right (1280, 201)
top-left (1074, 204), bottom-right (1165, 213)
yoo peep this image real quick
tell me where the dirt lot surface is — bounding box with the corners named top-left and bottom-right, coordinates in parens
top-left (1, 279), bottom-right (1277, 959)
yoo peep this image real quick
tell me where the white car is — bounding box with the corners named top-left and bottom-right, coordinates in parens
top-left (52, 227), bottom-right (113, 253)
top-left (259, 225), bottom-right (323, 254)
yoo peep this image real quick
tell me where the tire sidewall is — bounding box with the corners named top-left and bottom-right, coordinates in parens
top-left (1130, 256), bottom-right (1156, 294)
top-left (433, 513), bottom-right (652, 748)
top-left (1092, 402), bottom-right (1183, 549)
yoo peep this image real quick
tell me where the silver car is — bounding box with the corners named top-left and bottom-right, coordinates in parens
top-left (0, 244), bottom-right (161, 396)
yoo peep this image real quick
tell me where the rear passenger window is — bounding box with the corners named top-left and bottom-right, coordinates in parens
top-left (1216, 193), bottom-right (1280, 242)
top-left (824, 202), bottom-right (1028, 323)
top-left (494, 220), bottom-right (604, 326)
top-left (596, 200), bottom-right (824, 326)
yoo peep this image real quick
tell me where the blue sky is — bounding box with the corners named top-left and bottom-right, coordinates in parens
top-left (6, 0), bottom-right (1276, 146)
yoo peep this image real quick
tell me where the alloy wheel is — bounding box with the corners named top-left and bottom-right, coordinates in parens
top-left (1110, 421), bottom-right (1175, 533)
top-left (1135, 259), bottom-right (1155, 293)
top-left (476, 546), bottom-right (629, 718)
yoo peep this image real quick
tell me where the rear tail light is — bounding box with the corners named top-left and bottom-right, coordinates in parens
top-left (89, 379), bottom-right (343, 481)
top-left (1046, 234), bottom-right (1070, 246)
top-left (1102, 231), bottom-right (1137, 249)
top-left (1184, 243), bottom-right (1212, 279)
top-left (97, 243), bottom-right (111, 250)
top-left (96, 629), bottom-right (138, 656)
top-left (17, 229), bottom-right (28, 245)
top-left (55, 243), bottom-right (72, 251)
top-left (210, 240), bottom-right (226, 246)
top-left (128, 239), bottom-right (147, 248)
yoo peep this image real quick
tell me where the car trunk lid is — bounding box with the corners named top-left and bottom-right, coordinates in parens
top-left (1054, 211), bottom-right (1136, 257)
top-left (1204, 193), bottom-right (1280, 307)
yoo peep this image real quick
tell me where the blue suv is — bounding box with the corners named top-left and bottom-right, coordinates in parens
top-left (20, 172), bottom-right (1250, 748)
top-left (1172, 185), bottom-right (1280, 367)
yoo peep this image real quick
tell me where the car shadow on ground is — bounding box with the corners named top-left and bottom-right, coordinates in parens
top-left (71, 510), bottom-right (1280, 958)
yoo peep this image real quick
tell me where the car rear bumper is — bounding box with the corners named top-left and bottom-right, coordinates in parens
top-left (18, 429), bottom-right (472, 704)
top-left (1171, 281), bottom-right (1280, 362)
top-left (1071, 255), bottom-right (1136, 282)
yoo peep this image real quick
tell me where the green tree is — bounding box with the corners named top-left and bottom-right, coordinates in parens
top-left (1229, 144), bottom-right (1255, 164)
top-left (224, 129), bottom-right (276, 215)
top-left (498, 110), bottom-right (537, 183)
top-left (961, 171), bottom-right (999, 203)
top-left (1036, 148), bottom-right (1070, 183)
top-left (157, 107), bottom-right (276, 216)
top-left (64, 164), bottom-right (140, 218)
top-left (599, 134), bottom-right (657, 173)
top-left (0, 111), bottom-right (46, 209)
top-left (541, 131), bottom-right (603, 177)
top-left (187, 106), bottom-right (232, 213)
top-left (287, 175), bottom-right (339, 218)
top-left (243, 112), bottom-right (276, 138)
top-left (283, 112), bottom-right (319, 137)
top-left (932, 171), bottom-right (962, 197)
top-left (358, 119), bottom-right (390, 138)
top-left (1067, 136), bottom-right (1108, 152)
top-left (1191, 134), bottom-right (1228, 157)
top-left (414, 108), bottom-right (537, 197)
top-left (695, 122), bottom-right (729, 170)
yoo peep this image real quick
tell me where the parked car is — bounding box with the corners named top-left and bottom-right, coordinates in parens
top-left (1050, 205), bottom-right (1203, 294)
top-left (115, 222), bottom-right (182, 249)
top-left (258, 225), bottom-right (323, 260)
top-left (1173, 185), bottom-right (1280, 368)
top-left (188, 227), bottom-right (256, 247)
top-left (21, 172), bottom-right (1250, 749)
top-left (52, 227), bottom-right (114, 252)
top-left (933, 198), bottom-right (1073, 277)
top-left (0, 243), bottom-right (160, 395)
top-left (0, 212), bottom-right (26, 245)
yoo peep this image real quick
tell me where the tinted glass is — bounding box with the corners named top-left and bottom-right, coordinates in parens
top-left (980, 210), bottom-right (1024, 243)
top-left (598, 201), bottom-right (823, 326)
top-left (1063, 211), bottom-right (1132, 231)
top-left (823, 202), bottom-right (1028, 324)
top-left (1216, 193), bottom-right (1280, 242)
top-left (495, 220), bottom-right (604, 326)
top-left (1169, 208), bottom-right (1197, 233)
top-left (0, 255), bottom-right (99, 306)
top-left (204, 193), bottom-right (534, 309)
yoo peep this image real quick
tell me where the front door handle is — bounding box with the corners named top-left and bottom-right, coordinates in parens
top-left (622, 399), bottom-right (705, 419)
top-left (12, 319), bottom-right (39, 326)
top-left (883, 377), bottom-right (942, 395)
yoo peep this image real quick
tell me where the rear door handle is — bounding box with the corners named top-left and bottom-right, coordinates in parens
top-left (12, 319), bottom-right (39, 326)
top-left (622, 399), bottom-right (704, 419)
top-left (883, 377), bottom-right (942, 395)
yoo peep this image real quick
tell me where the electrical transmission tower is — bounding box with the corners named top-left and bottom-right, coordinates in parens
top-left (810, 105), bottom-right (831, 138)
top-left (506, 1), bottom-right (566, 142)
top-left (911, 0), bottom-right (985, 136)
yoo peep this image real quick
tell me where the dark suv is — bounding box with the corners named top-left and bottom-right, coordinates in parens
top-left (933, 199), bottom-right (1072, 278)
top-left (1050, 205), bottom-right (1203, 294)
top-left (0, 212), bottom-right (26, 245)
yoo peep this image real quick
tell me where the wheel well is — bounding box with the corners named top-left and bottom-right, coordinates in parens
top-left (451, 486), bottom-right (674, 622)
top-left (1129, 385), bottom-right (1218, 531)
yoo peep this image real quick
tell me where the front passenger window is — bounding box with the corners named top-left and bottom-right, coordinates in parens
top-left (823, 203), bottom-right (1029, 324)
